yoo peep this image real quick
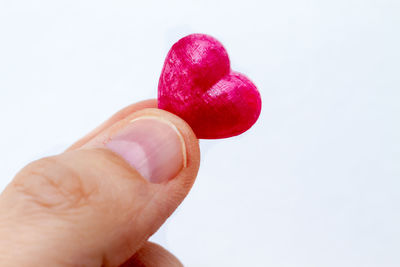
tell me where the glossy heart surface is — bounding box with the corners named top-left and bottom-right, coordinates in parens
top-left (158, 34), bottom-right (261, 139)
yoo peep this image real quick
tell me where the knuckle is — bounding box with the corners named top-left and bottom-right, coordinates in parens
top-left (11, 156), bottom-right (96, 211)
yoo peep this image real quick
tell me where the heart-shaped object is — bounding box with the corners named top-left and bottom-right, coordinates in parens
top-left (158, 34), bottom-right (261, 139)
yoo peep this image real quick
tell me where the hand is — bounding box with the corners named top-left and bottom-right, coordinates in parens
top-left (0, 99), bottom-right (200, 266)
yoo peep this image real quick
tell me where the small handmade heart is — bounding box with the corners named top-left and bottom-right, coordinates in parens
top-left (158, 34), bottom-right (261, 139)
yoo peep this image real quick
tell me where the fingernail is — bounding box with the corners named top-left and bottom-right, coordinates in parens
top-left (105, 117), bottom-right (186, 183)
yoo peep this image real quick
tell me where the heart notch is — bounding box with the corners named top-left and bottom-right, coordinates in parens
top-left (158, 34), bottom-right (261, 139)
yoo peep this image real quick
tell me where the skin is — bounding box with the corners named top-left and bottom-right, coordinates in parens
top-left (0, 99), bottom-right (200, 267)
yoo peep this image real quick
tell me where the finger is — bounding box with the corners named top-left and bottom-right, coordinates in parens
top-left (0, 108), bottom-right (200, 267)
top-left (67, 99), bottom-right (157, 151)
top-left (120, 241), bottom-right (183, 267)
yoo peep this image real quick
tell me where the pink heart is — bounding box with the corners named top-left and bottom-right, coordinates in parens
top-left (158, 34), bottom-right (262, 139)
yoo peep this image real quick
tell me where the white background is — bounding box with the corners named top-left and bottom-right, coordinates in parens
top-left (0, 0), bottom-right (399, 266)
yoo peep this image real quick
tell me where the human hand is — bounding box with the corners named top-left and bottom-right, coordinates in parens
top-left (0, 99), bottom-right (200, 266)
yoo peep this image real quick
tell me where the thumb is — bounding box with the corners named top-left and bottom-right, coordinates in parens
top-left (0, 108), bottom-right (200, 267)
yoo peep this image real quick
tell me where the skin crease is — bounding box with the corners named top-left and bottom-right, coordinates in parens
top-left (0, 101), bottom-right (199, 267)
top-left (158, 33), bottom-right (262, 139)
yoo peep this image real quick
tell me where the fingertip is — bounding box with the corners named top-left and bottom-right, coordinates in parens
top-left (126, 108), bottom-right (201, 185)
top-left (83, 107), bottom-right (200, 188)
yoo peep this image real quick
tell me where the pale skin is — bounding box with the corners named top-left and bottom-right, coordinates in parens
top-left (0, 99), bottom-right (201, 266)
